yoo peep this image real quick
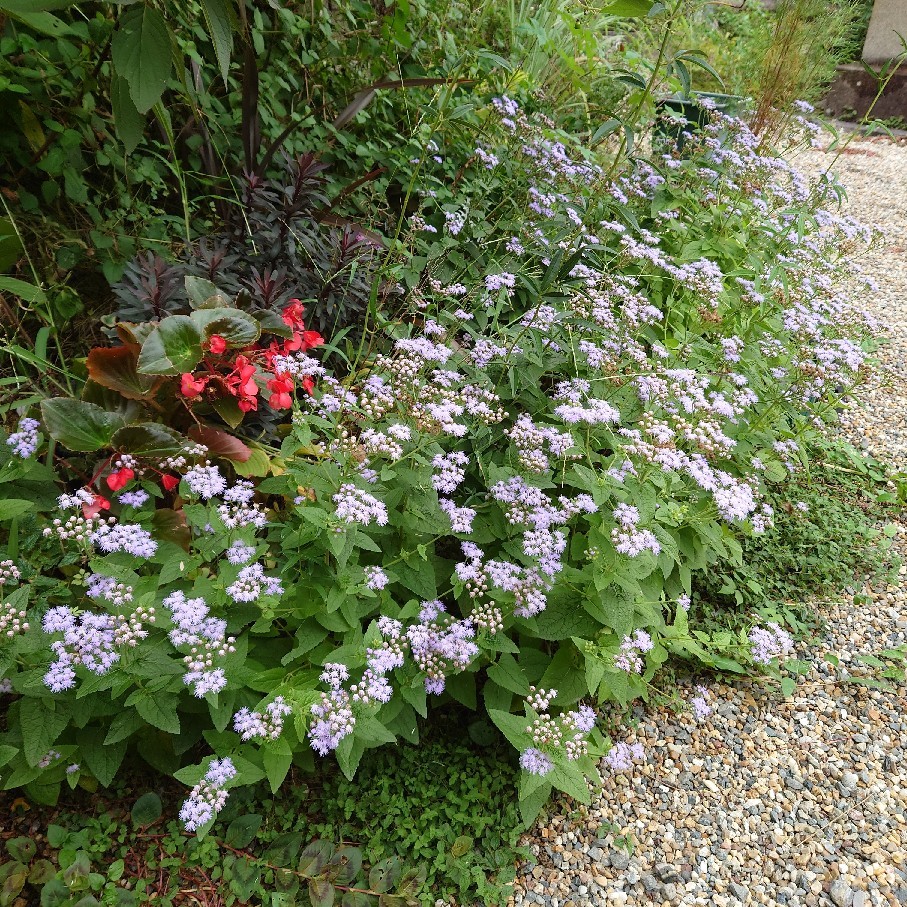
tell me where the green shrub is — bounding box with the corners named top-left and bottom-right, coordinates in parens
top-left (0, 90), bottom-right (877, 834)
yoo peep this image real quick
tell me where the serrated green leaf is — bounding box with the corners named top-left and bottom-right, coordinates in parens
top-left (111, 5), bottom-right (172, 114)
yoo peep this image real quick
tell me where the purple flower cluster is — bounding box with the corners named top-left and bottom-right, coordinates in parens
top-left (179, 757), bottom-right (236, 831)
top-left (233, 696), bottom-right (292, 741)
top-left (42, 607), bottom-right (132, 691)
top-left (309, 663), bottom-right (355, 755)
top-left (6, 417), bottom-right (39, 458)
top-left (226, 541), bottom-right (256, 565)
top-left (431, 451), bottom-right (468, 494)
top-left (748, 622), bottom-right (794, 665)
top-left (118, 489), bottom-right (149, 507)
top-left (184, 463), bottom-right (228, 500)
top-left (610, 505), bottom-right (661, 557)
top-left (332, 484), bottom-right (389, 527)
top-left (605, 741), bottom-right (645, 771)
top-left (407, 601), bottom-right (478, 695)
top-left (225, 563), bottom-right (284, 603)
top-left (508, 414), bottom-right (574, 473)
top-left (91, 523), bottom-right (157, 558)
top-left (163, 591), bottom-right (235, 696)
top-left (690, 684), bottom-right (712, 719)
top-left (614, 629), bottom-right (654, 674)
top-left (518, 690), bottom-right (597, 775)
top-left (364, 565), bottom-right (388, 591)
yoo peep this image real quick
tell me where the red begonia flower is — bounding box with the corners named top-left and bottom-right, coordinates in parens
top-left (180, 373), bottom-right (208, 398)
top-left (106, 467), bottom-right (135, 492)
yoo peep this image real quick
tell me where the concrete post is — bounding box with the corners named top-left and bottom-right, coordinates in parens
top-left (863, 0), bottom-right (907, 63)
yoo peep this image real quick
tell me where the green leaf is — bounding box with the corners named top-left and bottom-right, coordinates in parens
top-left (230, 855), bottom-right (261, 901)
top-left (0, 499), bottom-right (34, 520)
top-left (184, 276), bottom-right (222, 307)
top-left (110, 73), bottom-right (144, 153)
top-left (225, 814), bottom-right (262, 848)
top-left (602, 0), bottom-right (653, 15)
top-left (0, 276), bottom-right (46, 304)
top-left (104, 709), bottom-right (145, 746)
top-left (308, 878), bottom-right (335, 907)
top-left (110, 423), bottom-right (187, 458)
top-left (0, 219), bottom-right (24, 271)
top-left (111, 5), bottom-right (173, 114)
top-left (19, 698), bottom-right (69, 766)
top-left (763, 461), bottom-right (786, 482)
top-left (199, 0), bottom-right (234, 84)
top-left (212, 396), bottom-right (245, 429)
top-left (136, 315), bottom-right (203, 375)
top-left (530, 588), bottom-right (601, 640)
top-left (127, 691), bottom-right (181, 733)
top-left (486, 654), bottom-right (529, 695)
top-left (40, 398), bottom-right (127, 452)
top-left (263, 742), bottom-right (293, 794)
top-left (7, 836), bottom-right (36, 862)
top-left (487, 709), bottom-right (532, 751)
top-left (1, 865), bottom-right (26, 904)
top-left (28, 859), bottom-right (56, 885)
top-left (131, 791), bottom-right (163, 826)
top-left (297, 840), bottom-right (333, 878)
top-left (80, 735), bottom-right (127, 787)
top-left (189, 308), bottom-right (261, 347)
top-left (518, 778), bottom-right (552, 825)
top-left (233, 445), bottom-right (271, 477)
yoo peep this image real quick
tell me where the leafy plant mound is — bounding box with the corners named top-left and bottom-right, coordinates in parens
top-left (0, 94), bottom-right (879, 837)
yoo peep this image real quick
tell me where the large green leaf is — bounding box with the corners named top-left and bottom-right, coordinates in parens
top-left (0, 0), bottom-right (77, 12)
top-left (40, 398), bottom-right (127, 452)
top-left (111, 5), bottom-right (173, 114)
top-left (110, 424), bottom-right (187, 458)
top-left (137, 315), bottom-right (203, 375)
top-left (0, 500), bottom-right (35, 520)
top-left (79, 735), bottom-right (127, 787)
top-left (184, 276), bottom-right (222, 309)
top-left (190, 308), bottom-right (261, 347)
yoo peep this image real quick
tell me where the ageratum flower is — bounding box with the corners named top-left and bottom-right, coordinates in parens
top-left (5, 417), bottom-right (39, 458)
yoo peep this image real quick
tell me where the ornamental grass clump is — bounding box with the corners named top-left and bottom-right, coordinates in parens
top-left (0, 96), bottom-right (877, 826)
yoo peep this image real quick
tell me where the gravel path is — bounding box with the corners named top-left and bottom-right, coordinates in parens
top-left (510, 138), bottom-right (907, 907)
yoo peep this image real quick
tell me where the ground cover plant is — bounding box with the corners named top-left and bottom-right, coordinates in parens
top-left (697, 437), bottom-right (902, 619)
top-left (0, 0), bottom-right (895, 902)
